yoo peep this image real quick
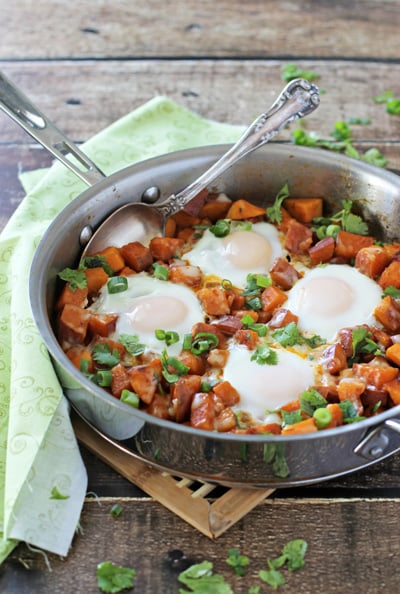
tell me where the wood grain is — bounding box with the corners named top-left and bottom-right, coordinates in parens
top-left (2, 497), bottom-right (400, 593)
top-left (2, 0), bottom-right (400, 59)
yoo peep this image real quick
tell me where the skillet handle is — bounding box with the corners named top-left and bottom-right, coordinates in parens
top-left (353, 417), bottom-right (400, 461)
top-left (0, 71), bottom-right (105, 186)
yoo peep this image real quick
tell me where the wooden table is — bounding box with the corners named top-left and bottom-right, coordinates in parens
top-left (1, 1), bottom-right (400, 592)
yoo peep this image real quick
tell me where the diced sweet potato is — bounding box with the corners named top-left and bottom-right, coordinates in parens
top-left (66, 346), bottom-right (93, 372)
top-left (385, 343), bottom-right (400, 367)
top-left (374, 296), bottom-right (400, 333)
top-left (171, 374), bottom-right (202, 422)
top-left (334, 230), bottom-right (374, 259)
top-left (190, 392), bottom-right (216, 430)
top-left (308, 236), bottom-right (335, 265)
top-left (226, 199), bottom-right (265, 220)
top-left (172, 211), bottom-right (201, 228)
top-left (196, 286), bottom-right (232, 316)
top-left (283, 197), bottom-right (323, 223)
top-left (84, 267), bottom-right (109, 294)
top-left (128, 364), bottom-right (160, 405)
top-left (169, 264), bottom-right (203, 289)
top-left (268, 308), bottom-right (299, 329)
top-left (111, 363), bottom-right (131, 398)
top-left (96, 246), bottom-right (125, 272)
top-left (325, 403), bottom-right (344, 428)
top-left (261, 285), bottom-right (288, 313)
top-left (378, 260), bottom-right (400, 290)
top-left (281, 417), bottom-right (317, 435)
top-left (58, 304), bottom-right (90, 344)
top-left (120, 241), bottom-right (153, 272)
top-left (206, 348), bottom-right (229, 368)
top-left (234, 328), bottom-right (259, 349)
top-left (55, 285), bottom-right (88, 311)
top-left (385, 378), bottom-right (400, 405)
top-left (355, 245), bottom-right (390, 279)
top-left (145, 394), bottom-right (170, 419)
top-left (177, 351), bottom-right (206, 375)
top-left (199, 194), bottom-right (232, 221)
top-left (87, 313), bottom-right (118, 337)
top-left (164, 218), bottom-right (177, 238)
top-left (353, 356), bottom-right (399, 388)
top-left (213, 380), bottom-right (240, 406)
top-left (214, 408), bottom-right (237, 432)
top-left (149, 237), bottom-right (184, 261)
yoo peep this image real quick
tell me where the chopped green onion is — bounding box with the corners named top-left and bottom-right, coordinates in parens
top-left (111, 503), bottom-right (123, 517)
top-left (200, 380), bottom-right (212, 392)
top-left (246, 296), bottom-right (263, 311)
top-left (182, 333), bottom-right (193, 350)
top-left (154, 329), bottom-right (179, 346)
top-left (209, 219), bottom-right (231, 237)
top-left (256, 274), bottom-right (272, 288)
top-left (120, 389), bottom-right (140, 408)
top-left (96, 370), bottom-right (113, 387)
top-left (152, 262), bottom-right (169, 280)
top-left (313, 407), bottom-right (332, 429)
top-left (191, 332), bottom-right (219, 354)
top-left (221, 278), bottom-right (233, 290)
top-left (161, 350), bottom-right (190, 383)
top-left (107, 276), bottom-right (128, 294)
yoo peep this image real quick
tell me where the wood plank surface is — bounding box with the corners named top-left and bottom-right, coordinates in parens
top-left (2, 498), bottom-right (399, 593)
top-left (2, 0), bottom-right (400, 59)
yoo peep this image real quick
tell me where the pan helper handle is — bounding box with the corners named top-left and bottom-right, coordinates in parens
top-left (0, 71), bottom-right (105, 186)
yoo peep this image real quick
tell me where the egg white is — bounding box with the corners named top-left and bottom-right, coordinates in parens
top-left (285, 264), bottom-right (383, 341)
top-left (89, 274), bottom-right (205, 355)
top-left (223, 345), bottom-right (316, 419)
top-left (183, 222), bottom-right (283, 288)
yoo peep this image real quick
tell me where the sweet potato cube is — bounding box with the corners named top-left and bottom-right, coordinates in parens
top-left (190, 392), bottom-right (216, 431)
top-left (171, 374), bottom-right (202, 423)
top-left (261, 285), bottom-right (287, 312)
top-left (378, 260), bottom-right (400, 290)
top-left (55, 285), bottom-right (88, 311)
top-left (128, 364), bottom-right (160, 405)
top-left (213, 380), bottom-right (240, 406)
top-left (84, 267), bottom-right (109, 294)
top-left (120, 241), bottom-right (153, 272)
top-left (58, 304), bottom-right (90, 344)
top-left (226, 199), bottom-right (265, 220)
top-left (97, 246), bottom-right (125, 272)
top-left (385, 343), bottom-right (400, 367)
top-left (283, 197), bottom-right (323, 223)
top-left (374, 296), bottom-right (400, 333)
top-left (149, 237), bottom-right (184, 261)
top-left (111, 363), bottom-right (132, 399)
top-left (335, 230), bottom-right (374, 259)
top-left (355, 245), bottom-right (390, 279)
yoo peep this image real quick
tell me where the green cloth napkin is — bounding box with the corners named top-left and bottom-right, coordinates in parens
top-left (0, 96), bottom-right (244, 561)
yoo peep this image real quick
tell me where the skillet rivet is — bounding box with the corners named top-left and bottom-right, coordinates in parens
top-left (141, 186), bottom-right (161, 204)
top-left (369, 446), bottom-right (384, 457)
top-left (79, 224), bottom-right (93, 247)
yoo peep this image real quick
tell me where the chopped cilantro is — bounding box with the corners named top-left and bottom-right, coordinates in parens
top-left (362, 148), bottom-right (388, 168)
top-left (50, 486), bottom-right (69, 500)
top-left (260, 538), bottom-right (308, 590)
top-left (118, 333), bottom-right (146, 356)
top-left (266, 183), bottom-right (290, 224)
top-left (281, 409), bottom-right (303, 426)
top-left (92, 343), bottom-right (121, 368)
top-left (386, 98), bottom-right (400, 115)
top-left (351, 326), bottom-right (381, 362)
top-left (347, 117), bottom-right (371, 125)
top-left (312, 199), bottom-right (368, 237)
top-left (383, 285), bottom-right (400, 298)
top-left (161, 349), bottom-right (189, 383)
top-left (58, 267), bottom-right (87, 291)
top-left (178, 561), bottom-right (233, 593)
top-left (339, 399), bottom-right (362, 423)
top-left (259, 563), bottom-right (286, 590)
top-left (272, 322), bottom-right (324, 348)
top-left (97, 561), bottom-right (136, 593)
top-left (300, 389), bottom-right (327, 416)
top-left (81, 254), bottom-right (114, 276)
top-left (373, 91), bottom-right (394, 104)
top-left (250, 345), bottom-right (278, 366)
top-left (281, 63), bottom-right (320, 83)
top-left (226, 548), bottom-right (250, 576)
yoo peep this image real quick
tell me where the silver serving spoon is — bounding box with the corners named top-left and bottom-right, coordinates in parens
top-left (0, 72), bottom-right (319, 254)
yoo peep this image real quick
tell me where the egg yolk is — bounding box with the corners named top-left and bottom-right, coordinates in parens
top-left (125, 296), bottom-right (188, 332)
top-left (297, 277), bottom-right (354, 316)
top-left (221, 230), bottom-right (273, 269)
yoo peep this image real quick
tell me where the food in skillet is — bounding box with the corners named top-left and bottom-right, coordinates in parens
top-left (56, 187), bottom-right (400, 435)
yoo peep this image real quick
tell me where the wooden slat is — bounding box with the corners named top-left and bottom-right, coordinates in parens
top-left (1, 60), bottom-right (400, 143)
top-left (3, 497), bottom-right (400, 593)
top-left (2, 0), bottom-right (399, 59)
top-left (72, 413), bottom-right (274, 539)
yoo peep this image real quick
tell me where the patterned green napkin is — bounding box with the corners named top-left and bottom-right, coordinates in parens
top-left (0, 96), bottom-right (243, 561)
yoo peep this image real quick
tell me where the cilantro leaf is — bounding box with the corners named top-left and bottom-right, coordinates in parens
top-left (272, 322), bottom-right (303, 347)
top-left (373, 90), bottom-right (394, 103)
top-left (281, 63), bottom-right (320, 83)
top-left (226, 548), bottom-right (250, 576)
top-left (259, 565), bottom-right (286, 590)
top-left (351, 326), bottom-right (381, 362)
top-left (119, 333), bottom-right (146, 356)
top-left (383, 285), bottom-right (400, 298)
top-left (97, 561), bottom-right (136, 593)
top-left (92, 343), bottom-right (121, 368)
top-left (178, 561), bottom-right (233, 593)
top-left (362, 148), bottom-right (388, 168)
top-left (386, 98), bottom-right (400, 115)
top-left (58, 267), bottom-right (87, 291)
top-left (280, 409), bottom-right (303, 426)
top-left (250, 345), bottom-right (278, 366)
top-left (266, 183), bottom-right (290, 224)
top-left (81, 254), bottom-right (114, 276)
top-left (342, 211), bottom-right (369, 235)
top-left (280, 539), bottom-right (308, 571)
top-left (300, 389), bottom-right (327, 416)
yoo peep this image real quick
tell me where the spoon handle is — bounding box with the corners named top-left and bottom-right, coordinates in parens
top-left (0, 71), bottom-right (106, 186)
top-left (156, 78), bottom-right (320, 218)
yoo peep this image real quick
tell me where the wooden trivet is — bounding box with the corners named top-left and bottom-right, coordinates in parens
top-left (72, 411), bottom-right (274, 539)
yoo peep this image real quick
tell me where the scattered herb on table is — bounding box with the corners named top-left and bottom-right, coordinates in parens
top-left (110, 504), bottom-right (123, 518)
top-left (226, 548), bottom-right (250, 576)
top-left (259, 539), bottom-right (308, 590)
top-left (97, 560), bottom-right (136, 593)
top-left (178, 560), bottom-right (233, 593)
top-left (373, 90), bottom-right (400, 115)
top-left (281, 63), bottom-right (320, 83)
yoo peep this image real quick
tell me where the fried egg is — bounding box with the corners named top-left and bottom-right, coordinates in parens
top-left (90, 274), bottom-right (205, 355)
top-left (183, 222), bottom-right (283, 288)
top-left (223, 345), bottom-right (315, 419)
top-left (285, 264), bottom-right (383, 341)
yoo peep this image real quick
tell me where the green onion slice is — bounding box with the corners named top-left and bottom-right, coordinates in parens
top-left (107, 276), bottom-right (128, 294)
